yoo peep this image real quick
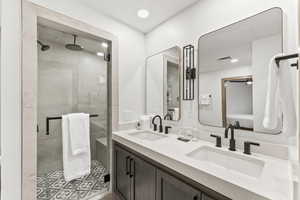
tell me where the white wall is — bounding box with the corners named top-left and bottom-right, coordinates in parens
top-left (1, 0), bottom-right (22, 200)
top-left (146, 0), bottom-right (298, 55)
top-left (28, 0), bottom-right (146, 123)
top-left (145, 0), bottom-right (299, 144)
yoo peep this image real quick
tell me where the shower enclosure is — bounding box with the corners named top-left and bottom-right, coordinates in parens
top-left (36, 23), bottom-right (110, 200)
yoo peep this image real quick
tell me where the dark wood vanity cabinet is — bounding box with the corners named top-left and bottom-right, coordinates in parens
top-left (114, 145), bottom-right (132, 200)
top-left (113, 142), bottom-right (230, 200)
top-left (156, 169), bottom-right (201, 200)
top-left (132, 155), bottom-right (156, 200)
top-left (114, 144), bottom-right (156, 200)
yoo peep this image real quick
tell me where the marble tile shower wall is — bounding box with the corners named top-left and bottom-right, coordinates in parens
top-left (37, 40), bottom-right (107, 175)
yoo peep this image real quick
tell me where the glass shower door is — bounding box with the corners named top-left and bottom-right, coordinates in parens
top-left (36, 23), bottom-right (110, 200)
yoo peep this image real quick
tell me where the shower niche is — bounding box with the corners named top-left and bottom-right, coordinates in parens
top-left (36, 20), bottom-right (111, 200)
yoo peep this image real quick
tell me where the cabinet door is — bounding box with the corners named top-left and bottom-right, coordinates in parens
top-left (156, 169), bottom-right (201, 200)
top-left (132, 155), bottom-right (156, 200)
top-left (114, 146), bottom-right (131, 200)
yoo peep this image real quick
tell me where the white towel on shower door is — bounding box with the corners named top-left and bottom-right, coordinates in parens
top-left (68, 113), bottom-right (90, 155)
top-left (62, 114), bottom-right (91, 182)
top-left (263, 54), bottom-right (297, 136)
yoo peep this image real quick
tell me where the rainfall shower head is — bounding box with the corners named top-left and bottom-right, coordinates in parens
top-left (37, 40), bottom-right (50, 51)
top-left (65, 35), bottom-right (83, 51)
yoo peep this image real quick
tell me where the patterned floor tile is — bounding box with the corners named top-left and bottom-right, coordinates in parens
top-left (50, 179), bottom-right (68, 189)
top-left (52, 189), bottom-right (73, 200)
top-left (37, 160), bottom-right (109, 200)
top-left (68, 190), bottom-right (89, 200)
top-left (92, 181), bottom-right (105, 191)
top-left (38, 178), bottom-right (57, 188)
top-left (63, 180), bottom-right (81, 190)
top-left (37, 188), bottom-right (60, 200)
top-left (77, 180), bottom-right (97, 191)
top-left (37, 176), bottom-right (45, 184)
top-left (86, 190), bottom-right (103, 200)
top-left (47, 171), bottom-right (64, 179)
top-left (37, 187), bottom-right (44, 196)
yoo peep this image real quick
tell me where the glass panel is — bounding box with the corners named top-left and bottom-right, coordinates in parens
top-left (37, 22), bottom-right (110, 200)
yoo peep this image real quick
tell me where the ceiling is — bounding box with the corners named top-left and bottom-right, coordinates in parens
top-left (76, 0), bottom-right (199, 33)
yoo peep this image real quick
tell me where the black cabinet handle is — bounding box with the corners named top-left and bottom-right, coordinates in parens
top-left (193, 195), bottom-right (198, 200)
top-left (126, 156), bottom-right (130, 175)
top-left (129, 158), bottom-right (135, 178)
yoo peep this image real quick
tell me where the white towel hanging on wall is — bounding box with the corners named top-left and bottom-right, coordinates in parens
top-left (263, 54), bottom-right (297, 136)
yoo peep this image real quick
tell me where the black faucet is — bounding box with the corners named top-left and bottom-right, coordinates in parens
top-left (164, 126), bottom-right (172, 134)
top-left (244, 141), bottom-right (260, 155)
top-left (234, 121), bottom-right (240, 129)
top-left (164, 113), bottom-right (173, 120)
top-left (152, 115), bottom-right (163, 133)
top-left (210, 134), bottom-right (222, 147)
top-left (225, 124), bottom-right (236, 151)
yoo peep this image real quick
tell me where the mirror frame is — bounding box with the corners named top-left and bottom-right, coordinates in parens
top-left (197, 7), bottom-right (283, 134)
top-left (145, 46), bottom-right (182, 121)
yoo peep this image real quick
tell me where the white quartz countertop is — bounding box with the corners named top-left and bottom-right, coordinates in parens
top-left (113, 129), bottom-right (292, 200)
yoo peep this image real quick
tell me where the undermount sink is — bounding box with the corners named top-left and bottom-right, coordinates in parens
top-left (128, 131), bottom-right (167, 141)
top-left (186, 146), bottom-right (265, 178)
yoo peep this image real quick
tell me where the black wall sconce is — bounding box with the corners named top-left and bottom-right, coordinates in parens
top-left (183, 45), bottom-right (196, 100)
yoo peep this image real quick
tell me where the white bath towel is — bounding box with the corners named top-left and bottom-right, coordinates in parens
top-left (68, 113), bottom-right (90, 155)
top-left (62, 114), bottom-right (91, 182)
top-left (263, 54), bottom-right (297, 136)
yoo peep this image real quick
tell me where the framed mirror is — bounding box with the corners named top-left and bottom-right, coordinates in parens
top-left (146, 46), bottom-right (181, 121)
top-left (198, 8), bottom-right (283, 134)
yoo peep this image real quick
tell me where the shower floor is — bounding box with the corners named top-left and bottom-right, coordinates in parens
top-left (37, 160), bottom-right (109, 200)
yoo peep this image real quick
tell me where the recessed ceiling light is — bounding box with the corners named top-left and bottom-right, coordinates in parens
top-left (102, 42), bottom-right (108, 48)
top-left (97, 52), bottom-right (104, 57)
top-left (231, 58), bottom-right (239, 63)
top-left (137, 9), bottom-right (150, 19)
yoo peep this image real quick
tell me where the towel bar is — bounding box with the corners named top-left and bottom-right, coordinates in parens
top-left (46, 114), bottom-right (99, 135)
top-left (275, 53), bottom-right (299, 68)
top-left (291, 61), bottom-right (299, 69)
